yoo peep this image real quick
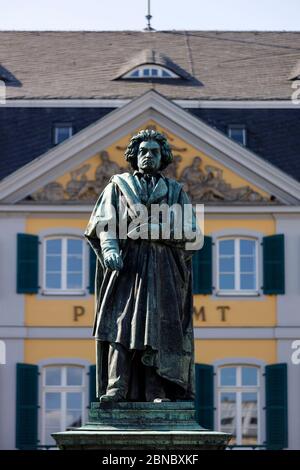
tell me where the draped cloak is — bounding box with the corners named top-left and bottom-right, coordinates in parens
top-left (84, 172), bottom-right (199, 400)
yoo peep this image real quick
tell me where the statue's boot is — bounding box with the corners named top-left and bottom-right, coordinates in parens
top-left (99, 389), bottom-right (125, 403)
top-left (144, 365), bottom-right (171, 402)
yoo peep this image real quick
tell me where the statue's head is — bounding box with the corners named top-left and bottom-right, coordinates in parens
top-left (193, 156), bottom-right (202, 167)
top-left (124, 129), bottom-right (173, 173)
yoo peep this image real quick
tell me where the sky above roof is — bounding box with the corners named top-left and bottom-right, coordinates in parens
top-left (0, 0), bottom-right (299, 31)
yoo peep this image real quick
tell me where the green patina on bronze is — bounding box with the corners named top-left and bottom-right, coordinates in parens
top-left (53, 402), bottom-right (231, 450)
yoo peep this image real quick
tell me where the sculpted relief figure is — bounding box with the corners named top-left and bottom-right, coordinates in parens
top-left (180, 156), bottom-right (225, 202)
top-left (85, 130), bottom-right (201, 403)
top-left (94, 151), bottom-right (126, 194)
top-left (30, 148), bottom-right (270, 205)
top-left (162, 154), bottom-right (182, 179)
top-left (66, 152), bottom-right (125, 201)
top-left (180, 156), bottom-right (270, 203)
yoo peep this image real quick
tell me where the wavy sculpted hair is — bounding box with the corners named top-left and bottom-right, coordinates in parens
top-left (124, 129), bottom-right (173, 171)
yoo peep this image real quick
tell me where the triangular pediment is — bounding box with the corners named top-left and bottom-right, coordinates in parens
top-left (0, 91), bottom-right (300, 205)
top-left (23, 121), bottom-right (275, 206)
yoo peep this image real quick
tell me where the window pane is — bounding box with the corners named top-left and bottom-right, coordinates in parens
top-left (242, 367), bottom-right (258, 386)
top-left (229, 128), bottom-right (245, 145)
top-left (67, 367), bottom-right (83, 386)
top-left (67, 255), bottom-right (82, 271)
top-left (67, 239), bottom-right (82, 254)
top-left (46, 239), bottom-right (61, 254)
top-left (219, 257), bottom-right (234, 272)
top-left (67, 392), bottom-right (82, 409)
top-left (151, 68), bottom-right (158, 76)
top-left (45, 368), bottom-right (61, 386)
top-left (46, 255), bottom-right (61, 271)
top-left (219, 240), bottom-right (234, 255)
top-left (240, 239), bottom-right (255, 255)
top-left (46, 273), bottom-right (61, 289)
top-left (46, 239), bottom-right (62, 289)
top-left (220, 392), bottom-right (236, 443)
top-left (242, 392), bottom-right (258, 445)
top-left (55, 126), bottom-right (72, 144)
top-left (240, 256), bottom-right (255, 273)
top-left (240, 274), bottom-right (255, 290)
top-left (143, 68), bottom-right (150, 76)
top-left (66, 392), bottom-right (82, 428)
top-left (130, 70), bottom-right (139, 77)
top-left (67, 273), bottom-right (82, 289)
top-left (219, 273), bottom-right (234, 290)
top-left (220, 367), bottom-right (236, 386)
top-left (45, 392), bottom-right (61, 410)
top-left (162, 70), bottom-right (171, 77)
top-left (66, 410), bottom-right (82, 428)
top-left (45, 426), bottom-right (59, 446)
top-left (45, 392), bottom-right (61, 446)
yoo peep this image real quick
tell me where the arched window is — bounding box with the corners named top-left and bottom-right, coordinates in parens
top-left (42, 365), bottom-right (85, 446)
top-left (217, 237), bottom-right (258, 295)
top-left (218, 365), bottom-right (260, 445)
top-left (123, 65), bottom-right (179, 79)
top-left (43, 236), bottom-right (86, 294)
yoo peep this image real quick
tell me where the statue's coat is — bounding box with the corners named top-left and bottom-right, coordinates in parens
top-left (85, 172), bottom-right (198, 399)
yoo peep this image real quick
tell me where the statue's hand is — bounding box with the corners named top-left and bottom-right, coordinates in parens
top-left (103, 252), bottom-right (123, 271)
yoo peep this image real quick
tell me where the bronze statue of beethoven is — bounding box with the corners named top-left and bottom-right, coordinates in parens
top-left (85, 129), bottom-right (199, 403)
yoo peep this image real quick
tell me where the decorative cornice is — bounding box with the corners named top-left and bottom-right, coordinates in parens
top-left (2, 326), bottom-right (300, 339)
top-left (1, 204), bottom-right (300, 214)
top-left (1, 98), bottom-right (299, 109)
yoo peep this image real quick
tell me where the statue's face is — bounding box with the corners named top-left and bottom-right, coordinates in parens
top-left (137, 140), bottom-right (161, 173)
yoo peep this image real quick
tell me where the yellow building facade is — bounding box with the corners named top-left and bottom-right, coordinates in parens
top-left (1, 92), bottom-right (300, 450)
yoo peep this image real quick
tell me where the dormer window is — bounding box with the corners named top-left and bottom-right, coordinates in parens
top-left (114, 49), bottom-right (192, 82)
top-left (123, 65), bottom-right (179, 79)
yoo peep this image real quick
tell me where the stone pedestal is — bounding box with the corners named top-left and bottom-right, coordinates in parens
top-left (52, 402), bottom-right (230, 450)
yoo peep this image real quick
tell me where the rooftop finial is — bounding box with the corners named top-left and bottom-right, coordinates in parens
top-left (145, 0), bottom-right (155, 31)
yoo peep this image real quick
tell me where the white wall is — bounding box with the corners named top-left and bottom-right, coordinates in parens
top-left (0, 215), bottom-right (25, 326)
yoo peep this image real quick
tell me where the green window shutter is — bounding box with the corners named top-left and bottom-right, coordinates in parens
top-left (195, 363), bottom-right (214, 429)
top-left (263, 234), bottom-right (285, 294)
top-left (89, 364), bottom-right (97, 405)
top-left (192, 235), bottom-right (213, 294)
top-left (265, 363), bottom-right (288, 449)
top-left (16, 363), bottom-right (39, 450)
top-left (89, 247), bottom-right (97, 295)
top-left (17, 233), bottom-right (39, 294)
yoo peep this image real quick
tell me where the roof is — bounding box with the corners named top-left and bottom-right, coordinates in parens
top-left (1, 31), bottom-right (300, 100)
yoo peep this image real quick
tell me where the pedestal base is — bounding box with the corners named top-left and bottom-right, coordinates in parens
top-left (52, 402), bottom-right (230, 450)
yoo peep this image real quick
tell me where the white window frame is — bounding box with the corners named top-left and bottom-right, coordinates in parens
top-left (54, 124), bottom-right (73, 145)
top-left (123, 64), bottom-right (179, 79)
top-left (228, 125), bottom-right (247, 146)
top-left (41, 365), bottom-right (86, 447)
top-left (217, 365), bottom-right (261, 446)
top-left (216, 237), bottom-right (259, 296)
top-left (43, 236), bottom-right (86, 295)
